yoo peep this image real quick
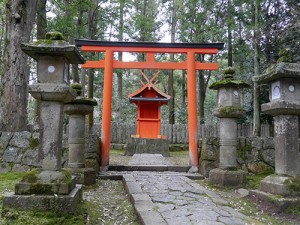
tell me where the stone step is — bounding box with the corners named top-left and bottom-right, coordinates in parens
top-left (108, 164), bottom-right (191, 172)
top-left (98, 170), bottom-right (204, 181)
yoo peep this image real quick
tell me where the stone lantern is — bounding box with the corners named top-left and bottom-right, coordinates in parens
top-left (3, 32), bottom-right (86, 213)
top-left (253, 60), bottom-right (300, 196)
top-left (208, 67), bottom-right (250, 187)
top-left (64, 84), bottom-right (97, 185)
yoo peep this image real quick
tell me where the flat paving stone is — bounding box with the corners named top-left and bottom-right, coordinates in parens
top-left (121, 171), bottom-right (262, 225)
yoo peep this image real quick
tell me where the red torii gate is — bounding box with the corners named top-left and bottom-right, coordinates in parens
top-left (75, 40), bottom-right (224, 171)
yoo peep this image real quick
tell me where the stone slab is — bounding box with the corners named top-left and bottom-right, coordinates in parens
top-left (108, 165), bottom-right (192, 173)
top-left (250, 189), bottom-right (300, 211)
top-left (137, 210), bottom-right (167, 225)
top-left (259, 175), bottom-right (298, 196)
top-left (125, 181), bottom-right (143, 194)
top-left (3, 184), bottom-right (82, 214)
top-left (209, 168), bottom-right (246, 187)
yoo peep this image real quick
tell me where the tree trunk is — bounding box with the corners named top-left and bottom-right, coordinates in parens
top-left (34, 0), bottom-right (47, 124)
top-left (0, 0), bottom-right (38, 131)
top-left (181, 70), bottom-right (186, 109)
top-left (88, 68), bottom-right (94, 128)
top-left (86, 1), bottom-right (98, 129)
top-left (116, 0), bottom-right (124, 122)
top-left (36, 0), bottom-right (47, 39)
top-left (227, 0), bottom-right (233, 67)
top-left (168, 0), bottom-right (176, 124)
top-left (198, 70), bottom-right (205, 124)
top-left (253, 0), bottom-right (261, 136)
top-left (80, 68), bottom-right (86, 97)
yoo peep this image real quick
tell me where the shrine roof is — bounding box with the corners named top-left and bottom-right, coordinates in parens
top-left (75, 39), bottom-right (224, 50)
top-left (128, 84), bottom-right (171, 103)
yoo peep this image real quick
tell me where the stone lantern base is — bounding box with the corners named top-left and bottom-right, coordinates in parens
top-left (67, 168), bottom-right (96, 186)
top-left (259, 175), bottom-right (299, 196)
top-left (3, 170), bottom-right (82, 213)
top-left (3, 185), bottom-right (82, 213)
top-left (209, 168), bottom-right (246, 187)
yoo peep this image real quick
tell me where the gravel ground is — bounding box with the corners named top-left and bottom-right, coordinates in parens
top-left (83, 180), bottom-right (141, 225)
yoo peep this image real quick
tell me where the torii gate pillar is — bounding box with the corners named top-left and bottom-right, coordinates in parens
top-left (100, 50), bottom-right (113, 171)
top-left (187, 51), bottom-right (198, 171)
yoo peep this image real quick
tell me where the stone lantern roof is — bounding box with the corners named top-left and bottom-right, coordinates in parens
top-left (253, 62), bottom-right (300, 84)
top-left (209, 67), bottom-right (250, 90)
top-left (21, 32), bottom-right (85, 64)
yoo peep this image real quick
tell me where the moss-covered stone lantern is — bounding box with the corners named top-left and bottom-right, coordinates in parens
top-left (208, 67), bottom-right (250, 187)
top-left (64, 83), bottom-right (97, 185)
top-left (252, 51), bottom-right (300, 196)
top-left (3, 32), bottom-right (86, 213)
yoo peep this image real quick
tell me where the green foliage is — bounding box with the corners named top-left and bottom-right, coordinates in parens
top-left (286, 204), bottom-right (300, 216)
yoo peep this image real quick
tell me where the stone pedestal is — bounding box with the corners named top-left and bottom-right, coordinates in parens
top-left (3, 34), bottom-right (85, 213)
top-left (254, 62), bottom-right (300, 196)
top-left (64, 98), bottom-right (97, 185)
top-left (209, 168), bottom-right (246, 187)
top-left (125, 138), bottom-right (170, 157)
top-left (273, 115), bottom-right (299, 176)
top-left (208, 68), bottom-right (249, 187)
top-left (219, 118), bottom-right (238, 169)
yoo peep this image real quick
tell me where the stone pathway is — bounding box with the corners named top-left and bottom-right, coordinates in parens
top-left (103, 154), bottom-right (262, 225)
top-left (122, 172), bottom-right (261, 225)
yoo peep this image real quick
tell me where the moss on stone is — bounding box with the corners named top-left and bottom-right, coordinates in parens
top-left (219, 106), bottom-right (245, 114)
top-left (61, 168), bottom-right (72, 184)
top-left (72, 97), bottom-right (98, 106)
top-left (29, 137), bottom-right (39, 149)
top-left (209, 79), bottom-right (250, 90)
top-left (33, 39), bottom-right (67, 47)
top-left (45, 31), bottom-right (65, 40)
top-left (284, 176), bottom-right (300, 194)
top-left (224, 67), bottom-right (235, 74)
top-left (30, 183), bottom-right (53, 195)
top-left (71, 83), bottom-right (82, 90)
top-left (1, 163), bottom-right (7, 169)
top-left (8, 162), bottom-right (14, 170)
top-left (21, 169), bottom-right (39, 183)
top-left (70, 83), bottom-right (82, 96)
top-left (238, 144), bottom-right (252, 161)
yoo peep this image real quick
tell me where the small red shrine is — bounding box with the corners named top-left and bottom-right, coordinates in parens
top-left (128, 71), bottom-right (171, 139)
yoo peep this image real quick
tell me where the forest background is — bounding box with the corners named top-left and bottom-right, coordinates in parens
top-left (0, 0), bottom-right (299, 135)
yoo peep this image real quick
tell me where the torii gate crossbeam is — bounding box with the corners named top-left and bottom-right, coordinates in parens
top-left (75, 40), bottom-right (224, 172)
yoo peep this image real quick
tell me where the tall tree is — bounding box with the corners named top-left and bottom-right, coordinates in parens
top-left (227, 0), bottom-right (233, 67)
top-left (37, 0), bottom-right (47, 39)
top-left (253, 0), bottom-right (261, 136)
top-left (168, 0), bottom-right (177, 124)
top-left (0, 0), bottom-right (38, 131)
top-left (116, 0), bottom-right (125, 122)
